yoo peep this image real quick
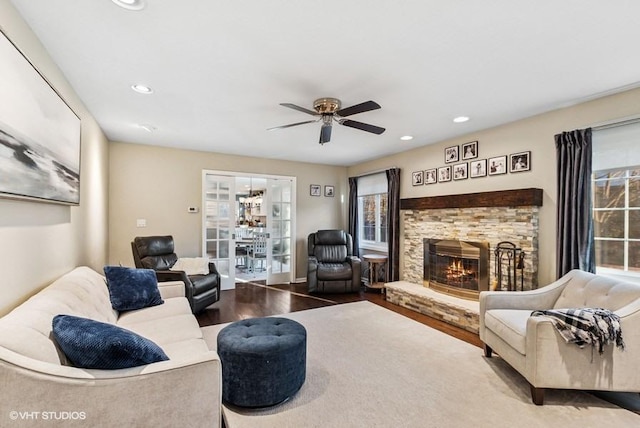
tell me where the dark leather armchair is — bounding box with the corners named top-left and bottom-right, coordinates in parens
top-left (307, 230), bottom-right (361, 293)
top-left (131, 235), bottom-right (220, 313)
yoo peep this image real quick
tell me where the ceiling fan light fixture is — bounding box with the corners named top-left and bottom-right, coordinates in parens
top-left (314, 98), bottom-right (341, 114)
top-left (453, 116), bottom-right (470, 123)
top-left (400, 135), bottom-right (413, 141)
top-left (111, 0), bottom-right (146, 11)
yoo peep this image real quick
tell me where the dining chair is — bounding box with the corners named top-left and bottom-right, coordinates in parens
top-left (248, 232), bottom-right (268, 273)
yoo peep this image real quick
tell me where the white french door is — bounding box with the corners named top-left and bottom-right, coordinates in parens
top-left (202, 173), bottom-right (236, 290)
top-left (202, 170), bottom-right (295, 288)
top-left (265, 178), bottom-right (293, 285)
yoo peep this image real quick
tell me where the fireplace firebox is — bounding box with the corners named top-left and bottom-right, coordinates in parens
top-left (423, 239), bottom-right (490, 300)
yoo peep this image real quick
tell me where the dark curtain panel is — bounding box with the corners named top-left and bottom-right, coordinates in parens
top-left (348, 177), bottom-right (359, 257)
top-left (386, 168), bottom-right (401, 281)
top-left (555, 128), bottom-right (595, 277)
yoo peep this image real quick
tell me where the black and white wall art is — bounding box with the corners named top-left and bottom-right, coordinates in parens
top-left (0, 30), bottom-right (81, 205)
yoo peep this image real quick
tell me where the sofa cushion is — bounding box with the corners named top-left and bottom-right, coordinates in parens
top-left (119, 313), bottom-right (203, 347)
top-left (52, 315), bottom-right (169, 369)
top-left (0, 267), bottom-right (117, 365)
top-left (116, 297), bottom-right (191, 325)
top-left (484, 309), bottom-right (530, 355)
top-left (104, 266), bottom-right (164, 311)
top-left (554, 271), bottom-right (640, 311)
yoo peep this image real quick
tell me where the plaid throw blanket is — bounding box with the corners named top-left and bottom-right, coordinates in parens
top-left (531, 308), bottom-right (625, 355)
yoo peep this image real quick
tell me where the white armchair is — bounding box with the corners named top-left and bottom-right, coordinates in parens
top-left (479, 269), bottom-right (640, 405)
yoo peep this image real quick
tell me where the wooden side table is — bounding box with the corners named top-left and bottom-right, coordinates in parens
top-left (362, 254), bottom-right (388, 293)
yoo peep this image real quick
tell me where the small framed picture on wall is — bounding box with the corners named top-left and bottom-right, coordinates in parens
top-left (412, 170), bottom-right (424, 186)
top-left (509, 151), bottom-right (531, 173)
top-left (310, 184), bottom-right (321, 196)
top-left (488, 156), bottom-right (507, 176)
top-left (445, 145), bottom-right (459, 164)
top-left (462, 141), bottom-right (478, 160)
top-left (453, 163), bottom-right (468, 180)
top-left (438, 166), bottom-right (451, 182)
top-left (424, 168), bottom-right (437, 184)
top-left (470, 159), bottom-right (487, 178)
top-left (324, 185), bottom-right (335, 197)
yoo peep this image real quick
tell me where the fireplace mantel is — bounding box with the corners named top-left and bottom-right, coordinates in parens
top-left (400, 188), bottom-right (543, 210)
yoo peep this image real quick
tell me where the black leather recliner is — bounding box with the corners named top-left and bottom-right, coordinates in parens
top-left (131, 235), bottom-right (220, 313)
top-left (307, 230), bottom-right (361, 293)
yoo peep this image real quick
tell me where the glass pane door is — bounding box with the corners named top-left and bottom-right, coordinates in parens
top-left (267, 178), bottom-right (293, 285)
top-left (202, 173), bottom-right (235, 290)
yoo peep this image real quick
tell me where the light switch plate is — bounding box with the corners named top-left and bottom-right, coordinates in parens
top-left (136, 218), bottom-right (147, 227)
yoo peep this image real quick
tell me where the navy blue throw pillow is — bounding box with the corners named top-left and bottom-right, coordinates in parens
top-left (52, 315), bottom-right (169, 369)
top-left (104, 266), bottom-right (164, 311)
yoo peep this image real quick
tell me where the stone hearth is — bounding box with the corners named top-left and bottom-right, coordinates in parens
top-left (385, 281), bottom-right (479, 333)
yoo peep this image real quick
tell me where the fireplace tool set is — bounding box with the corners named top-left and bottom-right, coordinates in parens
top-left (494, 241), bottom-right (525, 291)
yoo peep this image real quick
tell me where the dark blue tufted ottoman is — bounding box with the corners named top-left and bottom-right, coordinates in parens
top-left (217, 317), bottom-right (307, 407)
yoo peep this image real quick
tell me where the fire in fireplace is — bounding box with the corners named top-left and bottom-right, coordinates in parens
top-left (423, 239), bottom-right (489, 300)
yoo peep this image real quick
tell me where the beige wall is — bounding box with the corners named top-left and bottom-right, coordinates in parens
top-left (0, 0), bottom-right (110, 315)
top-left (349, 87), bottom-right (640, 286)
top-left (108, 142), bottom-right (347, 280)
top-left (110, 88), bottom-right (640, 288)
top-left (4, 0), bottom-right (639, 310)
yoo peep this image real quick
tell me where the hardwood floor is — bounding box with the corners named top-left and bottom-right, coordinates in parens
top-left (196, 280), bottom-right (483, 348)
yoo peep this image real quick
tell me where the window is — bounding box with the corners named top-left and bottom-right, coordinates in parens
top-left (357, 173), bottom-right (388, 251)
top-left (593, 168), bottom-right (640, 273)
top-left (592, 120), bottom-right (640, 276)
top-left (359, 193), bottom-right (388, 246)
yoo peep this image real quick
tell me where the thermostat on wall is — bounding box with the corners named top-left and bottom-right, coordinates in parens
top-left (187, 207), bottom-right (199, 213)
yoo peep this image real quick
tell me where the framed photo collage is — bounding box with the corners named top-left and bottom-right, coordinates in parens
top-left (412, 140), bottom-right (531, 186)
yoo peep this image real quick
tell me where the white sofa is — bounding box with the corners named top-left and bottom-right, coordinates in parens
top-left (479, 269), bottom-right (640, 405)
top-left (0, 266), bottom-right (221, 427)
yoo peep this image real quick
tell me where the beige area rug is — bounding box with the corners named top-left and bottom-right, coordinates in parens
top-left (201, 301), bottom-right (640, 428)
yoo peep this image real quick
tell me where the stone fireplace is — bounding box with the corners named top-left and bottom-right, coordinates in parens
top-left (424, 238), bottom-right (490, 300)
top-left (401, 188), bottom-right (543, 292)
top-left (385, 188), bottom-right (543, 333)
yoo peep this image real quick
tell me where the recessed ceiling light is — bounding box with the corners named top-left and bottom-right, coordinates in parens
top-left (400, 135), bottom-right (414, 141)
top-left (131, 84), bottom-right (153, 94)
top-left (111, 0), bottom-right (146, 11)
top-left (137, 124), bottom-right (156, 132)
top-left (453, 116), bottom-right (470, 123)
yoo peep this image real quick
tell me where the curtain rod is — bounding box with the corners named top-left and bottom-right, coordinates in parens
top-left (591, 115), bottom-right (640, 131)
top-left (354, 167), bottom-right (398, 178)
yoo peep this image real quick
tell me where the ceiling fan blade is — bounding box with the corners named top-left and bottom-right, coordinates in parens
top-left (339, 119), bottom-right (385, 135)
top-left (280, 103), bottom-right (319, 116)
top-left (319, 124), bottom-right (332, 145)
top-left (267, 119), bottom-right (318, 131)
top-left (335, 100), bottom-right (381, 117)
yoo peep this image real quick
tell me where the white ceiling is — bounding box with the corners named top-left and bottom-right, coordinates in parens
top-left (10, 0), bottom-right (640, 166)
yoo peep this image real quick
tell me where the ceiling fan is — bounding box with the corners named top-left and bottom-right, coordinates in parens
top-left (268, 98), bottom-right (385, 145)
